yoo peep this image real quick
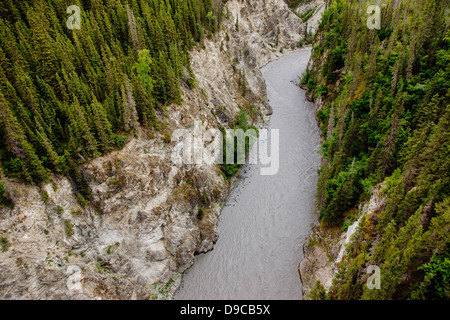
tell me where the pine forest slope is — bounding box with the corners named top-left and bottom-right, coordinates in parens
top-left (0, 0), bottom-right (224, 201)
top-left (303, 0), bottom-right (449, 300)
top-left (0, 0), bottom-right (308, 299)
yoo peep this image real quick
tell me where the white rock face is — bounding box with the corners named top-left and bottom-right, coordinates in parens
top-left (299, 184), bottom-right (387, 297)
top-left (66, 265), bottom-right (83, 292)
top-left (0, 0), bottom-right (311, 300)
top-left (294, 0), bottom-right (327, 34)
top-left (335, 184), bottom-right (387, 267)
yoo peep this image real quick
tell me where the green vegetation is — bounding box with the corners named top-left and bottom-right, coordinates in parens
top-left (306, 0), bottom-right (449, 300)
top-left (418, 253), bottom-right (450, 299)
top-left (40, 189), bottom-right (50, 204)
top-left (0, 181), bottom-right (13, 209)
top-left (285, 0), bottom-right (314, 10)
top-left (152, 278), bottom-right (175, 299)
top-left (95, 260), bottom-right (111, 274)
top-left (1, 237), bottom-right (10, 252)
top-left (294, 6), bottom-right (317, 23)
top-left (202, 189), bottom-right (208, 204)
top-left (0, 0), bottom-right (225, 201)
top-left (197, 207), bottom-right (205, 219)
top-left (76, 193), bottom-right (89, 208)
top-left (307, 280), bottom-right (327, 300)
top-left (64, 219), bottom-right (73, 237)
top-left (70, 208), bottom-right (82, 216)
top-left (219, 107), bottom-right (259, 179)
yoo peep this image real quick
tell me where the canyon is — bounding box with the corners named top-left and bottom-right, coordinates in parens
top-left (0, 0), bottom-right (325, 300)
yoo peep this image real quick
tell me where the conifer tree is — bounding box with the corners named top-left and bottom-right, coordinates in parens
top-left (121, 75), bottom-right (139, 133)
top-left (126, 3), bottom-right (140, 55)
top-left (305, 0), bottom-right (450, 300)
top-left (70, 96), bottom-right (99, 158)
top-left (0, 0), bottom-right (221, 193)
top-left (0, 93), bottom-right (49, 182)
top-left (27, 7), bottom-right (58, 85)
top-left (91, 96), bottom-right (114, 152)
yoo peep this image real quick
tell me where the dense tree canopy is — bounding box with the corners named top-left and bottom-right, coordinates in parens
top-left (305, 0), bottom-right (449, 299)
top-left (0, 0), bottom-right (224, 201)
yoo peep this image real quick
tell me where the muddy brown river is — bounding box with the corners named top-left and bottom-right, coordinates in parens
top-left (174, 49), bottom-right (321, 300)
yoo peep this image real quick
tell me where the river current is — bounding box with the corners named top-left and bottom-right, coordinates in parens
top-left (175, 49), bottom-right (321, 300)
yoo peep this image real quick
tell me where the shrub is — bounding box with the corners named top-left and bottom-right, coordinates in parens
top-left (77, 193), bottom-right (89, 208)
top-left (197, 208), bottom-right (205, 220)
top-left (163, 130), bottom-right (172, 143)
top-left (219, 108), bottom-right (259, 179)
top-left (300, 69), bottom-right (312, 86)
top-left (1, 237), bottom-right (10, 252)
top-left (307, 77), bottom-right (317, 91)
top-left (64, 220), bottom-right (74, 237)
top-left (0, 182), bottom-right (13, 209)
top-left (307, 280), bottom-right (327, 300)
top-left (316, 85), bottom-right (328, 98)
top-left (418, 254), bottom-right (450, 299)
top-left (70, 209), bottom-right (82, 216)
top-left (40, 189), bottom-right (50, 204)
top-left (317, 108), bottom-right (330, 122)
top-left (341, 221), bottom-right (353, 232)
top-left (113, 134), bottom-right (126, 149)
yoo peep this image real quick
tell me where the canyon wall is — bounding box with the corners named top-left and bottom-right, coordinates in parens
top-left (0, 0), bottom-right (309, 300)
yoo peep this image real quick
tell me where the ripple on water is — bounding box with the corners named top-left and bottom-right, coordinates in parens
top-left (175, 49), bottom-right (321, 300)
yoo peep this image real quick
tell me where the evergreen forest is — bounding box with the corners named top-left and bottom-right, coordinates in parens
top-left (0, 0), bottom-right (225, 206)
top-left (304, 0), bottom-right (449, 299)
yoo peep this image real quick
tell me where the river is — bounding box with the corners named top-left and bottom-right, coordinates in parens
top-left (174, 49), bottom-right (321, 300)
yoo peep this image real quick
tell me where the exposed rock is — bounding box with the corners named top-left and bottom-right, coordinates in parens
top-left (299, 184), bottom-right (387, 298)
top-left (0, 0), bottom-right (310, 300)
top-left (294, 0), bottom-right (327, 34)
top-left (299, 223), bottom-right (343, 294)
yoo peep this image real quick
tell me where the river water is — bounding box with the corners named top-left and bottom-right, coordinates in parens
top-left (174, 49), bottom-right (321, 300)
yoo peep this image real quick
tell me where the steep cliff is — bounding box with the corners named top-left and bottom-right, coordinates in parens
top-left (298, 0), bottom-right (450, 300)
top-left (0, 0), bottom-right (308, 300)
top-left (299, 184), bottom-right (387, 297)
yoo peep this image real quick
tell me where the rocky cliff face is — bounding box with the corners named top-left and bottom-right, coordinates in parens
top-left (299, 184), bottom-right (387, 298)
top-left (0, 0), bottom-right (308, 300)
top-left (293, 0), bottom-right (327, 34)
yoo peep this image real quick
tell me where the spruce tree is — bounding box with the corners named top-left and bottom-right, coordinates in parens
top-left (121, 75), bottom-right (139, 133)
